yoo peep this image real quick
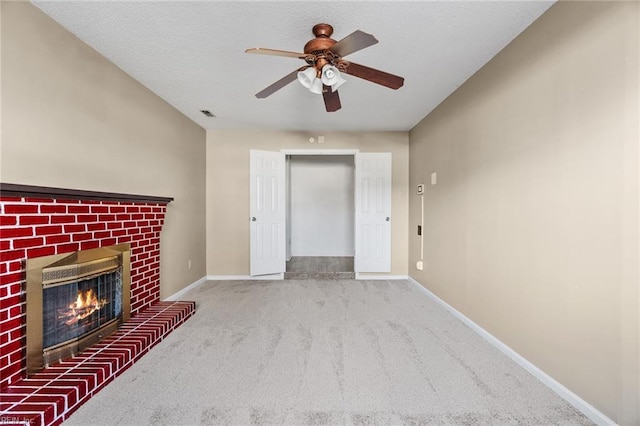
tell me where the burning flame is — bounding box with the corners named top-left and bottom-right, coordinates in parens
top-left (59, 289), bottom-right (107, 326)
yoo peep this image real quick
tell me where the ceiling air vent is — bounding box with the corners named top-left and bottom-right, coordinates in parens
top-left (200, 110), bottom-right (215, 118)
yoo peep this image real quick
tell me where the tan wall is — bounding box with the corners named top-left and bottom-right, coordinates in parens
top-left (409, 2), bottom-right (639, 424)
top-left (1, 2), bottom-right (207, 298)
top-left (207, 130), bottom-right (408, 276)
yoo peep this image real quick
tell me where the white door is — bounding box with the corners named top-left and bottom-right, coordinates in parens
top-left (250, 150), bottom-right (286, 276)
top-left (355, 153), bottom-right (392, 272)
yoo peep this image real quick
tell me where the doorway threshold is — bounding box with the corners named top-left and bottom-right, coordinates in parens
top-left (285, 256), bottom-right (355, 280)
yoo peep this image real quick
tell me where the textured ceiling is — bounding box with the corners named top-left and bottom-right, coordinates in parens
top-left (33, 1), bottom-right (554, 132)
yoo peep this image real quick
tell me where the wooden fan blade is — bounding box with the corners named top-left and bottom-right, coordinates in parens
top-left (245, 48), bottom-right (307, 59)
top-left (255, 68), bottom-right (303, 98)
top-left (330, 30), bottom-right (378, 58)
top-left (322, 85), bottom-right (341, 112)
top-left (341, 61), bottom-right (404, 90)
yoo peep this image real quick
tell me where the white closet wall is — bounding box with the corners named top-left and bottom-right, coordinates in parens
top-left (290, 155), bottom-right (354, 256)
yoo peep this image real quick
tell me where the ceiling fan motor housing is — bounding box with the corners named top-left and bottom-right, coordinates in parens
top-left (304, 23), bottom-right (337, 55)
top-left (304, 24), bottom-right (339, 75)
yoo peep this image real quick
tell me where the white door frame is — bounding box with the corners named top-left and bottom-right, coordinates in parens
top-left (284, 149), bottom-right (359, 265)
top-left (283, 149), bottom-right (392, 275)
top-left (283, 149), bottom-right (360, 156)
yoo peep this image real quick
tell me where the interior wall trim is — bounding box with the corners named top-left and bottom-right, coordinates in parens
top-left (163, 276), bottom-right (208, 301)
top-left (355, 274), bottom-right (408, 280)
top-left (281, 149), bottom-right (359, 156)
top-left (407, 276), bottom-right (615, 426)
top-left (0, 182), bottom-right (174, 204)
top-left (206, 274), bottom-right (285, 281)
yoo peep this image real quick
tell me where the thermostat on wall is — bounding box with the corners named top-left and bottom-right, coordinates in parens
top-left (417, 184), bottom-right (424, 195)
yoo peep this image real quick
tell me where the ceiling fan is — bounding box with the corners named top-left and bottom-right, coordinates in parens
top-left (246, 23), bottom-right (404, 112)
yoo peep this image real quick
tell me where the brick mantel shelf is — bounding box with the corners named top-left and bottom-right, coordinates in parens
top-left (0, 183), bottom-right (174, 205)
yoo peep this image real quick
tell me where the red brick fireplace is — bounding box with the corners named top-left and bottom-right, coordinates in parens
top-left (0, 184), bottom-right (196, 425)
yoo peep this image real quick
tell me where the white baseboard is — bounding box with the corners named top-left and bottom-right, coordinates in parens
top-left (163, 276), bottom-right (207, 301)
top-left (206, 273), bottom-right (284, 281)
top-left (206, 273), bottom-right (407, 281)
top-left (355, 273), bottom-right (408, 280)
top-left (407, 277), bottom-right (615, 426)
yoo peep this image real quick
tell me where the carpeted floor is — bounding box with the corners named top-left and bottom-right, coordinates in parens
top-left (65, 279), bottom-right (592, 425)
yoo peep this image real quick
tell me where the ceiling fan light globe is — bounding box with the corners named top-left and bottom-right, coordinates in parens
top-left (321, 65), bottom-right (341, 86)
top-left (309, 78), bottom-right (323, 95)
top-left (297, 67), bottom-right (316, 89)
top-left (331, 74), bottom-right (346, 91)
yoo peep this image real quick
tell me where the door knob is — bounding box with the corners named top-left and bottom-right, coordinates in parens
top-left (386, 217), bottom-right (390, 221)
top-left (251, 217), bottom-right (257, 222)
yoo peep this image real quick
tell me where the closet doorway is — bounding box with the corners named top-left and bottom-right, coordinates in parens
top-left (249, 149), bottom-right (391, 278)
top-left (286, 154), bottom-right (355, 279)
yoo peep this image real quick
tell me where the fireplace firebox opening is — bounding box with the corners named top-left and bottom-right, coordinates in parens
top-left (26, 244), bottom-right (131, 375)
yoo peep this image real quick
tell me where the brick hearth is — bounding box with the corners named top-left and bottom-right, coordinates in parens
top-left (0, 188), bottom-right (196, 425)
top-left (0, 301), bottom-right (194, 426)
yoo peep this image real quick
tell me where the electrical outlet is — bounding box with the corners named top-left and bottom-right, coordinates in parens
top-left (416, 260), bottom-right (424, 270)
top-left (188, 260), bottom-right (192, 270)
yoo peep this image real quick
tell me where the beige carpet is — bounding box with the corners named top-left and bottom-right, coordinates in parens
top-left (65, 279), bottom-right (592, 425)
